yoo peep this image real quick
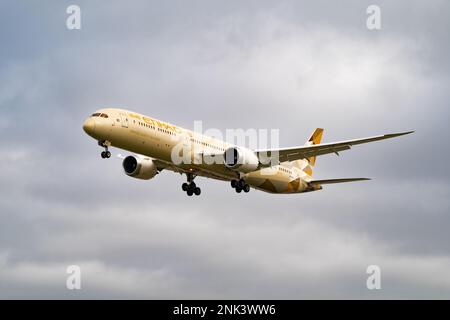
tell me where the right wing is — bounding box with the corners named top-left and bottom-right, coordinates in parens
top-left (256, 131), bottom-right (413, 165)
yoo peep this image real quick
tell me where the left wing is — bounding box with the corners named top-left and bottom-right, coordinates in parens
top-left (256, 131), bottom-right (413, 165)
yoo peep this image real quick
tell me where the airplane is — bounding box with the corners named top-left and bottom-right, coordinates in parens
top-left (82, 108), bottom-right (413, 196)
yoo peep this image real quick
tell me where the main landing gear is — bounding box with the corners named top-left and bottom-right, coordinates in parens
top-left (231, 178), bottom-right (250, 193)
top-left (182, 173), bottom-right (201, 196)
top-left (98, 140), bottom-right (111, 159)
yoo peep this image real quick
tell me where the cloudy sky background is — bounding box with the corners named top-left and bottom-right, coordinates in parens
top-left (0, 0), bottom-right (449, 298)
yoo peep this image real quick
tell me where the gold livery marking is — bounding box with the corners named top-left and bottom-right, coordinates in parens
top-left (288, 178), bottom-right (300, 191)
top-left (259, 179), bottom-right (277, 193)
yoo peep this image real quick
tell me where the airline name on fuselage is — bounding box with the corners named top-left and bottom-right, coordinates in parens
top-left (127, 112), bottom-right (182, 134)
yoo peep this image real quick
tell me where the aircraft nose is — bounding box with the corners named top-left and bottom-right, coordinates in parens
top-left (83, 118), bottom-right (96, 135)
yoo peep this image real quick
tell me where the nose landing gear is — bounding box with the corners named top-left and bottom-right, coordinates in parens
top-left (98, 140), bottom-right (111, 159)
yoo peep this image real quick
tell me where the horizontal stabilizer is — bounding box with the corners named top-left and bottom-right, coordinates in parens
top-left (309, 178), bottom-right (371, 186)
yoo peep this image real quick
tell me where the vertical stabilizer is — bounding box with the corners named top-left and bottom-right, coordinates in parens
top-left (291, 128), bottom-right (324, 176)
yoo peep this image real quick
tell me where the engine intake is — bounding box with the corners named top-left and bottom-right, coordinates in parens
top-left (223, 147), bottom-right (259, 173)
top-left (122, 155), bottom-right (158, 180)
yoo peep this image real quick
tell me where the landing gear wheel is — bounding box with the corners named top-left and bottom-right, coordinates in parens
top-left (184, 173), bottom-right (200, 196)
top-left (238, 179), bottom-right (246, 189)
top-left (101, 151), bottom-right (107, 158)
top-left (231, 180), bottom-right (238, 188)
top-left (105, 151), bottom-right (111, 158)
top-left (235, 186), bottom-right (242, 193)
top-left (243, 184), bottom-right (250, 193)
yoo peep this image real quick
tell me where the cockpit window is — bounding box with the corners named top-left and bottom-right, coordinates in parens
top-left (91, 113), bottom-right (109, 118)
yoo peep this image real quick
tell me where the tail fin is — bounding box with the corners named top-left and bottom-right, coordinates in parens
top-left (305, 128), bottom-right (324, 166)
top-left (291, 128), bottom-right (324, 176)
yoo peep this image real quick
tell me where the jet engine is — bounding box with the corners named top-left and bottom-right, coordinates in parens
top-left (223, 147), bottom-right (259, 173)
top-left (122, 155), bottom-right (158, 180)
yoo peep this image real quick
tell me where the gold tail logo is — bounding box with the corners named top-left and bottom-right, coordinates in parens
top-left (306, 128), bottom-right (324, 166)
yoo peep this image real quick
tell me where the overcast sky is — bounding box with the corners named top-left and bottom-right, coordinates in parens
top-left (0, 0), bottom-right (449, 299)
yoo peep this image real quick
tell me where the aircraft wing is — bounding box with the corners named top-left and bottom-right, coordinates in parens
top-left (256, 131), bottom-right (413, 165)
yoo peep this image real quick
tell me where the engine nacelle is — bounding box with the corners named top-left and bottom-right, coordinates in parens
top-left (122, 155), bottom-right (158, 180)
top-left (223, 147), bottom-right (259, 173)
